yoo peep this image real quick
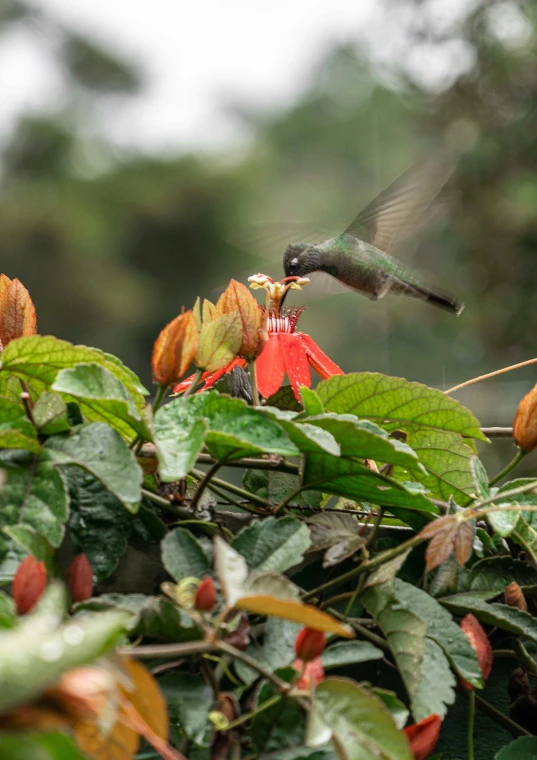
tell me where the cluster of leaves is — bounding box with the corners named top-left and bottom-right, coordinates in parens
top-left (1, 276), bottom-right (537, 759)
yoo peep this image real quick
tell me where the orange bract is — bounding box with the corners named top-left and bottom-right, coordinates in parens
top-left (151, 310), bottom-right (198, 386)
top-left (0, 274), bottom-right (37, 348)
top-left (513, 384), bottom-right (537, 452)
top-left (403, 714), bottom-right (441, 760)
top-left (214, 279), bottom-right (265, 360)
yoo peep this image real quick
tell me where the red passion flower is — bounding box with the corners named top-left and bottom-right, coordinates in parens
top-left (174, 274), bottom-right (343, 400)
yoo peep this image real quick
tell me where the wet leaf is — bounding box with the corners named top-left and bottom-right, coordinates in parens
top-left (161, 528), bottom-right (211, 582)
top-left (232, 516), bottom-right (311, 573)
top-left (321, 641), bottom-right (383, 669)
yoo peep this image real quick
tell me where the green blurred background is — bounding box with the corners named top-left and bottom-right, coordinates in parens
top-left (1, 0), bottom-right (537, 456)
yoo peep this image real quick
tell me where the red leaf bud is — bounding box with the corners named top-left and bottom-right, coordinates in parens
top-left (294, 628), bottom-right (326, 662)
top-left (194, 576), bottom-right (217, 612)
top-left (12, 555), bottom-right (47, 615)
top-left (67, 553), bottom-right (94, 603)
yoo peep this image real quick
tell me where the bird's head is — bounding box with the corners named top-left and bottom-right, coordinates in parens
top-left (283, 243), bottom-right (320, 278)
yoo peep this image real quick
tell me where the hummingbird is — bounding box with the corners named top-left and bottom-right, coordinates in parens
top-left (283, 155), bottom-right (464, 315)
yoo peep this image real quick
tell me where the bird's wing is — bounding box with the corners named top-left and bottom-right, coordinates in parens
top-left (342, 152), bottom-right (458, 253)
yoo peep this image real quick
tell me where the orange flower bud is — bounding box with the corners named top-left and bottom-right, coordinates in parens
top-left (293, 657), bottom-right (325, 690)
top-left (403, 714), bottom-right (441, 760)
top-left (294, 628), bottom-right (326, 662)
top-left (194, 576), bottom-right (217, 612)
top-left (513, 384), bottom-right (537, 452)
top-left (151, 309), bottom-right (198, 386)
top-left (504, 581), bottom-right (527, 612)
top-left (67, 553), bottom-right (94, 603)
top-left (460, 613), bottom-right (492, 689)
top-left (12, 555), bottom-right (47, 615)
top-left (214, 279), bottom-right (265, 360)
top-left (0, 274), bottom-right (37, 348)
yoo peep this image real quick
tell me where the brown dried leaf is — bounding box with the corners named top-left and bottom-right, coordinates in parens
top-left (513, 383), bottom-right (537, 452)
top-left (454, 522), bottom-right (474, 567)
top-left (426, 529), bottom-right (456, 571)
top-left (151, 310), bottom-right (198, 386)
top-left (214, 279), bottom-right (262, 359)
top-left (0, 275), bottom-right (37, 347)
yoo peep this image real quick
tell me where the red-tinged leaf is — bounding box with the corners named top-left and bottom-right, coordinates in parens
top-left (504, 581), bottom-right (528, 612)
top-left (196, 314), bottom-right (242, 373)
top-left (256, 334), bottom-right (286, 398)
top-left (152, 310), bottom-right (198, 386)
top-left (454, 521), bottom-right (473, 567)
top-left (301, 332), bottom-right (344, 379)
top-left (0, 275), bottom-right (37, 347)
top-left (419, 515), bottom-right (456, 539)
top-left (12, 555), bottom-right (47, 615)
top-left (460, 614), bottom-right (492, 686)
top-left (214, 279), bottom-right (263, 359)
top-left (67, 553), bottom-right (94, 603)
top-left (425, 527), bottom-right (456, 571)
top-left (403, 714), bottom-right (442, 760)
top-left (293, 657), bottom-right (325, 690)
top-left (281, 333), bottom-right (312, 399)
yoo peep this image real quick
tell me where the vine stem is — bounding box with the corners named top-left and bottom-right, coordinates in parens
top-left (274, 485), bottom-right (305, 515)
top-left (225, 693), bottom-right (282, 730)
top-left (183, 367), bottom-right (203, 397)
top-left (458, 686), bottom-right (530, 738)
top-left (191, 469), bottom-right (272, 509)
top-left (248, 360), bottom-right (260, 406)
top-left (302, 534), bottom-right (423, 602)
top-left (488, 449), bottom-right (526, 487)
top-left (152, 383), bottom-right (168, 414)
top-left (467, 689), bottom-right (475, 760)
top-left (190, 461), bottom-right (222, 510)
top-left (444, 357), bottom-right (537, 395)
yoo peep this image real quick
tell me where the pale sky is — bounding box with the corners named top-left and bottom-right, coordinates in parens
top-left (0, 0), bottom-right (525, 153)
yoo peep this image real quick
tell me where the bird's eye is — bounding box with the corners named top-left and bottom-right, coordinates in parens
top-left (290, 257), bottom-right (299, 271)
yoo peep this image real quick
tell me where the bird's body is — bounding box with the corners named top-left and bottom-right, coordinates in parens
top-left (283, 156), bottom-right (464, 315)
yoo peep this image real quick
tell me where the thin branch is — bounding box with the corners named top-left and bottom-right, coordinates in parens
top-left (445, 357), bottom-right (537, 395)
top-left (138, 444), bottom-right (299, 474)
top-left (481, 427), bottom-right (513, 439)
top-left (457, 686), bottom-right (530, 738)
top-left (190, 461), bottom-right (222, 510)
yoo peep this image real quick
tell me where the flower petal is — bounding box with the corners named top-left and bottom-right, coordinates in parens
top-left (172, 357), bottom-right (246, 395)
top-left (280, 333), bottom-right (311, 399)
top-left (256, 334), bottom-right (286, 398)
top-left (403, 714), bottom-right (441, 760)
top-left (301, 333), bottom-right (344, 379)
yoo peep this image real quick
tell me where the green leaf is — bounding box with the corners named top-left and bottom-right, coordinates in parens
top-left (411, 637), bottom-right (456, 721)
top-left (161, 527), bottom-right (211, 581)
top-left (393, 430), bottom-right (476, 502)
top-left (214, 536), bottom-right (249, 606)
top-left (235, 617), bottom-right (301, 685)
top-left (307, 512), bottom-right (365, 568)
top-left (243, 468), bottom-right (322, 508)
top-left (464, 557), bottom-right (537, 597)
top-left (492, 478), bottom-right (537, 542)
top-left (441, 594), bottom-right (537, 642)
top-left (266, 385), bottom-right (303, 412)
top-left (156, 393), bottom-right (299, 465)
top-left (0, 396), bottom-right (39, 452)
top-left (3, 525), bottom-right (54, 564)
top-left (0, 454), bottom-right (68, 548)
top-left (75, 593), bottom-right (202, 642)
top-left (371, 689), bottom-right (409, 730)
top-left (300, 387), bottom-right (324, 416)
top-left (32, 391), bottom-right (70, 435)
top-left (0, 591), bottom-right (17, 629)
top-left (307, 677), bottom-right (413, 760)
top-left (306, 415), bottom-right (423, 470)
top-left (262, 408), bottom-right (340, 456)
top-left (43, 422), bottom-right (142, 512)
top-left (153, 406), bottom-right (206, 481)
top-left (66, 468), bottom-right (133, 581)
top-left (318, 372), bottom-right (486, 440)
top-left (232, 516), bottom-right (311, 573)
top-left (302, 453), bottom-right (436, 523)
top-left (394, 579), bottom-right (483, 687)
top-left (471, 457), bottom-right (490, 499)
top-left (160, 672), bottom-right (213, 746)
top-left (0, 733), bottom-right (85, 760)
top-left (0, 335), bottom-right (148, 407)
top-left (321, 641), bottom-right (383, 668)
top-left (52, 362), bottom-right (147, 439)
top-left (253, 681), bottom-right (306, 754)
top-left (495, 737), bottom-right (537, 759)
top-left (0, 583), bottom-right (129, 712)
top-left (362, 585), bottom-right (425, 702)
